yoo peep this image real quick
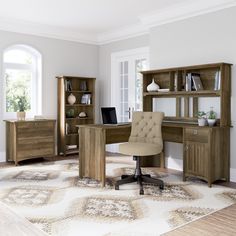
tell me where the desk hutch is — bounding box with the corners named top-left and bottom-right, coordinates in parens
top-left (141, 63), bottom-right (231, 186)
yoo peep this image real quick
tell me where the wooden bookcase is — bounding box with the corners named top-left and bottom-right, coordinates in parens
top-left (141, 63), bottom-right (232, 186)
top-left (57, 76), bottom-right (96, 156)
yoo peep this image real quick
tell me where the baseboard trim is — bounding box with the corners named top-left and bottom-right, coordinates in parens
top-left (165, 157), bottom-right (183, 171)
top-left (0, 152), bottom-right (6, 162)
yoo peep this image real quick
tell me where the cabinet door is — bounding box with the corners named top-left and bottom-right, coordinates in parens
top-left (184, 141), bottom-right (209, 178)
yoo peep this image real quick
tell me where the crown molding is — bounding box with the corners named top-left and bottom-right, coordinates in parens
top-left (97, 24), bottom-right (149, 45)
top-left (139, 0), bottom-right (236, 28)
top-left (0, 0), bottom-right (235, 45)
top-left (0, 17), bottom-right (98, 45)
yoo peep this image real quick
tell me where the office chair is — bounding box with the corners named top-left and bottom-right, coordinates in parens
top-left (115, 111), bottom-right (164, 195)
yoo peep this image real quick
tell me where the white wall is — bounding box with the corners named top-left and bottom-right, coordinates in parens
top-left (149, 7), bottom-right (236, 175)
top-left (0, 30), bottom-right (98, 161)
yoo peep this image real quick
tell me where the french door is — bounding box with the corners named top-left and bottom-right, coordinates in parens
top-left (111, 47), bottom-right (149, 122)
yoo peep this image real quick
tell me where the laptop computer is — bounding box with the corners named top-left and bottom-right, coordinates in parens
top-left (101, 107), bottom-right (130, 126)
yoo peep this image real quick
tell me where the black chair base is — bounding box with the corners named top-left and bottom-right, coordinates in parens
top-left (115, 156), bottom-right (164, 195)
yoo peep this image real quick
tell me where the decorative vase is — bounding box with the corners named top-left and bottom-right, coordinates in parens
top-left (207, 119), bottom-right (216, 127)
top-left (17, 111), bottom-right (26, 121)
top-left (67, 93), bottom-right (76, 105)
top-left (147, 78), bottom-right (160, 92)
top-left (198, 118), bottom-right (206, 126)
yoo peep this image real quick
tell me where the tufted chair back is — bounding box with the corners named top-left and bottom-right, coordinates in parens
top-left (129, 112), bottom-right (164, 146)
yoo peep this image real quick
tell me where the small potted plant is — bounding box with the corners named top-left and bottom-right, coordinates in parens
top-left (197, 111), bottom-right (207, 126)
top-left (17, 96), bottom-right (27, 121)
top-left (207, 107), bottom-right (217, 127)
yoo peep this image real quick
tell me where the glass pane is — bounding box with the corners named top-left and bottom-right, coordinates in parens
top-left (124, 89), bottom-right (128, 103)
top-left (120, 89), bottom-right (123, 102)
top-left (135, 59), bottom-right (147, 111)
top-left (120, 74), bottom-right (124, 88)
top-left (5, 69), bottom-right (32, 112)
top-left (124, 102), bottom-right (128, 113)
top-left (120, 103), bottom-right (124, 116)
top-left (124, 61), bottom-right (128, 74)
top-left (4, 49), bottom-right (33, 64)
top-left (124, 74), bottom-right (128, 88)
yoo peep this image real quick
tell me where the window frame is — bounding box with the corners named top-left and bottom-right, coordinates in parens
top-left (2, 44), bottom-right (42, 119)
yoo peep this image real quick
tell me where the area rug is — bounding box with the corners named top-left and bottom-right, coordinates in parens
top-left (0, 157), bottom-right (235, 236)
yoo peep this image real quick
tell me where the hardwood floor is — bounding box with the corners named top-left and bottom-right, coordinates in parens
top-left (162, 204), bottom-right (236, 236)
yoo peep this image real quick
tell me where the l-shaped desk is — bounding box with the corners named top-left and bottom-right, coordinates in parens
top-left (79, 122), bottom-right (229, 187)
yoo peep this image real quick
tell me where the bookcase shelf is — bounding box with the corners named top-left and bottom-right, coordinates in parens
top-left (57, 75), bottom-right (96, 156)
top-left (144, 90), bottom-right (220, 98)
top-left (142, 62), bottom-right (231, 126)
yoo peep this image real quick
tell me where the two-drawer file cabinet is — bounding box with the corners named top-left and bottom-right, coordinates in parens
top-left (5, 120), bottom-right (56, 165)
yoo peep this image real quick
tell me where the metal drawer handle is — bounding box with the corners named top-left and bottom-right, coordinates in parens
top-left (193, 130), bottom-right (198, 135)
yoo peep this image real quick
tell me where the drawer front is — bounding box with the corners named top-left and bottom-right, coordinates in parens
top-left (17, 122), bottom-right (55, 138)
top-left (184, 128), bottom-right (209, 143)
top-left (17, 136), bottom-right (54, 145)
top-left (17, 147), bottom-right (54, 159)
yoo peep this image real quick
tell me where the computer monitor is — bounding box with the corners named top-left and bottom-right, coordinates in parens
top-left (101, 107), bottom-right (118, 124)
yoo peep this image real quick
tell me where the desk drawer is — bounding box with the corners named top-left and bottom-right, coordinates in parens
top-left (184, 128), bottom-right (209, 143)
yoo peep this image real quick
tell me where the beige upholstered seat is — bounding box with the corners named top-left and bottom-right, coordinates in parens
top-left (115, 111), bottom-right (164, 195)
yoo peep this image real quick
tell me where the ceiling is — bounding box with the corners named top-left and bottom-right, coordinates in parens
top-left (0, 0), bottom-right (235, 44)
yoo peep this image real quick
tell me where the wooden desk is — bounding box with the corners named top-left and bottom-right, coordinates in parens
top-left (79, 123), bottom-right (229, 187)
top-left (79, 124), bottom-right (131, 187)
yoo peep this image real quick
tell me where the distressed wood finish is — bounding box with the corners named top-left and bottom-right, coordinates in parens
top-left (5, 120), bottom-right (56, 165)
top-left (79, 124), bottom-right (131, 187)
top-left (142, 62), bottom-right (232, 126)
top-left (57, 76), bottom-right (96, 156)
top-left (183, 127), bottom-right (229, 187)
top-left (141, 63), bottom-right (231, 185)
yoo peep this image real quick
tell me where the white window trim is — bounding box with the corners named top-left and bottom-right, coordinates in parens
top-left (2, 44), bottom-right (42, 119)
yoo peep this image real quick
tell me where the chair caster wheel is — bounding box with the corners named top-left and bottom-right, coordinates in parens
top-left (115, 185), bottom-right (119, 190)
top-left (140, 189), bottom-right (144, 195)
top-left (159, 185), bottom-right (164, 190)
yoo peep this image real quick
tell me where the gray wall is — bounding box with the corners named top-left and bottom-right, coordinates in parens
top-left (149, 7), bottom-right (236, 172)
top-left (0, 30), bottom-right (98, 159)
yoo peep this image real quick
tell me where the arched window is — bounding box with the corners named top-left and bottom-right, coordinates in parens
top-left (3, 45), bottom-right (42, 118)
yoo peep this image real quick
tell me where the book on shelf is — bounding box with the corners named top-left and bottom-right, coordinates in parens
top-left (214, 71), bottom-right (221, 90)
top-left (185, 73), bottom-right (192, 91)
top-left (185, 73), bottom-right (203, 91)
top-left (65, 80), bottom-right (72, 91)
top-left (81, 93), bottom-right (91, 104)
top-left (192, 73), bottom-right (203, 91)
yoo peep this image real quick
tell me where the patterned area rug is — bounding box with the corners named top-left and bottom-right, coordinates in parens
top-left (0, 157), bottom-right (235, 236)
